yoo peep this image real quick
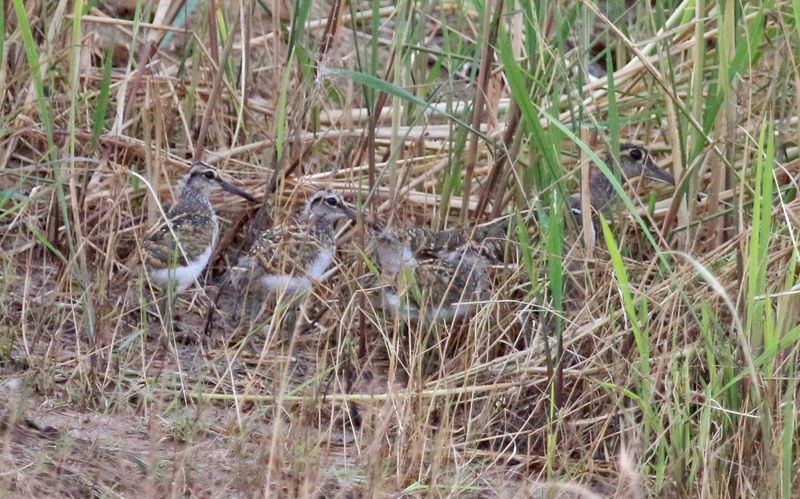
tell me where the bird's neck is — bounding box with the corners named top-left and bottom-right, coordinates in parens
top-left (305, 215), bottom-right (334, 239)
top-left (569, 167), bottom-right (622, 218)
top-left (590, 168), bottom-right (619, 209)
top-left (176, 186), bottom-right (212, 213)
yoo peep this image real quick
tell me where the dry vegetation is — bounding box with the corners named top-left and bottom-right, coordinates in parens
top-left (2, 0), bottom-right (800, 497)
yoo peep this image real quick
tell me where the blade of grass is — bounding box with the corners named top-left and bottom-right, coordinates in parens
top-left (0, 2), bottom-right (4, 104)
top-left (320, 67), bottom-right (493, 144)
top-left (461, 0), bottom-right (502, 225)
top-left (90, 44), bottom-right (115, 151)
top-left (745, 118), bottom-right (774, 354)
top-left (605, 49), bottom-right (620, 166)
top-left (27, 224), bottom-right (67, 265)
top-left (780, 384), bottom-right (796, 497)
top-left (688, 0), bottom-right (706, 157)
top-left (12, 0), bottom-right (56, 158)
top-left (160, 0), bottom-right (202, 50)
top-left (546, 189), bottom-right (564, 406)
top-left (274, 0), bottom-right (313, 162)
top-left (701, 7), bottom-right (766, 136)
top-left (68, 0), bottom-right (96, 342)
top-left (600, 214), bottom-right (648, 366)
top-left (496, 28), bottom-right (561, 199)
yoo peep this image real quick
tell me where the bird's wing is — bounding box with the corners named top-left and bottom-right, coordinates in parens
top-left (142, 212), bottom-right (215, 269)
top-left (249, 227), bottom-right (328, 277)
top-left (417, 251), bottom-right (488, 306)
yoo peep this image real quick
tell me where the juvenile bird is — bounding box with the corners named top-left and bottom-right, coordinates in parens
top-left (371, 229), bottom-right (491, 322)
top-left (569, 142), bottom-right (674, 219)
top-left (368, 217), bottom-right (510, 261)
top-left (237, 189), bottom-right (357, 297)
top-left (142, 162), bottom-right (256, 293)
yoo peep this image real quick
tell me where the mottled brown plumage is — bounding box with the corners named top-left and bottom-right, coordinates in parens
top-left (368, 217), bottom-right (510, 261)
top-left (142, 162), bottom-right (256, 292)
top-left (144, 213), bottom-right (215, 271)
top-left (371, 229), bottom-right (491, 322)
top-left (236, 190), bottom-right (356, 296)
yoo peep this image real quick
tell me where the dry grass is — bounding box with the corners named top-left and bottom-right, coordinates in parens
top-left (2, 0), bottom-right (800, 497)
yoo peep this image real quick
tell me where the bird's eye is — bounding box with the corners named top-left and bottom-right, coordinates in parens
top-left (324, 196), bottom-right (338, 207)
top-left (629, 148), bottom-right (644, 161)
top-left (203, 171), bottom-right (216, 179)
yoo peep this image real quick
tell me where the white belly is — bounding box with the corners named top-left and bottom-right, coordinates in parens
top-left (259, 274), bottom-right (312, 295)
top-left (307, 249), bottom-right (333, 280)
top-left (401, 246), bottom-right (418, 267)
top-left (259, 248), bottom-right (334, 295)
top-left (150, 244), bottom-right (213, 293)
top-left (429, 302), bottom-right (473, 321)
top-left (149, 218), bottom-right (217, 293)
top-left (384, 291), bottom-right (420, 320)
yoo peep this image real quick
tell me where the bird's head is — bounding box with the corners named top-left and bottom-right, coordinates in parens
top-left (182, 162), bottom-right (257, 202)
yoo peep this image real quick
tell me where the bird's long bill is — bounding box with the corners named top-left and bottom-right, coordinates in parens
top-left (218, 179), bottom-right (257, 202)
top-left (341, 205), bottom-right (358, 220)
top-left (644, 160), bottom-right (676, 186)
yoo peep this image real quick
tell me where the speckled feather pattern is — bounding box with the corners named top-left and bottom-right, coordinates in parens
top-left (248, 223), bottom-right (335, 279)
top-left (238, 190), bottom-right (354, 296)
top-left (408, 248), bottom-right (489, 320)
top-left (372, 229), bottom-right (490, 321)
top-left (143, 186), bottom-right (216, 261)
top-left (373, 218), bottom-right (509, 261)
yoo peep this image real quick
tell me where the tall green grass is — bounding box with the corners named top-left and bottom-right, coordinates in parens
top-left (4, 0), bottom-right (800, 496)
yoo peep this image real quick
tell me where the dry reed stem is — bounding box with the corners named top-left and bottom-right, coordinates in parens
top-left (0, 1), bottom-right (796, 497)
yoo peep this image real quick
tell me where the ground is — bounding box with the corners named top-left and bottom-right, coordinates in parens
top-left (2, 1), bottom-right (799, 498)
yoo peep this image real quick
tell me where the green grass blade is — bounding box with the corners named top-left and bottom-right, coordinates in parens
top-left (90, 44), bottom-right (115, 150)
top-left (600, 214), bottom-right (647, 362)
top-left (275, 0), bottom-right (312, 161)
top-left (702, 8), bottom-right (766, 134)
top-left (780, 388), bottom-right (796, 498)
top-left (12, 0), bottom-right (56, 158)
top-left (546, 191), bottom-right (564, 337)
top-left (286, 0), bottom-right (313, 62)
top-left (745, 118), bottom-right (774, 354)
top-left (27, 224), bottom-right (67, 264)
top-left (606, 47), bottom-right (620, 164)
top-left (496, 27), bottom-right (561, 195)
top-left (160, 0), bottom-right (201, 49)
top-left (321, 67), bottom-right (492, 144)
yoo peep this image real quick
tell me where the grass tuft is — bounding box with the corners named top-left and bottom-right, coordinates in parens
top-left (2, 1), bottom-right (800, 496)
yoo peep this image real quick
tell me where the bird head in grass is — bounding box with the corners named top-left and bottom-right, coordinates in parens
top-left (301, 189), bottom-right (358, 226)
top-left (616, 143), bottom-right (675, 186)
top-left (570, 143), bottom-right (675, 217)
top-left (180, 162), bottom-right (257, 202)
